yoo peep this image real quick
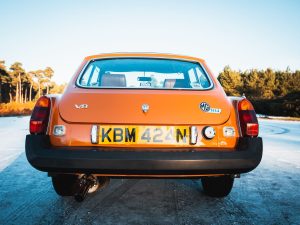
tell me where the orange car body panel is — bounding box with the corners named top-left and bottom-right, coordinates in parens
top-left (48, 53), bottom-right (240, 150)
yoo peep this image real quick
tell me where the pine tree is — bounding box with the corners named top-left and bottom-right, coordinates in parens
top-left (218, 66), bottom-right (243, 96)
top-left (0, 60), bottom-right (12, 103)
top-left (9, 62), bottom-right (26, 103)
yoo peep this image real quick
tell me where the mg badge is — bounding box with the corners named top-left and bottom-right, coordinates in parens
top-left (200, 102), bottom-right (210, 112)
top-left (199, 102), bottom-right (222, 114)
top-left (142, 104), bottom-right (149, 113)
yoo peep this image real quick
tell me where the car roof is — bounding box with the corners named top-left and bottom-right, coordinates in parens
top-left (84, 52), bottom-right (205, 63)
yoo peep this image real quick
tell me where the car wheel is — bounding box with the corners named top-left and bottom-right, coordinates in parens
top-left (52, 174), bottom-right (78, 196)
top-left (201, 175), bottom-right (234, 197)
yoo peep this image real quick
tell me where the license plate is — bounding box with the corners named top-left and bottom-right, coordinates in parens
top-left (98, 125), bottom-right (190, 145)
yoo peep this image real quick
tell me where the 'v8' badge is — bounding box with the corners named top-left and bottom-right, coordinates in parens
top-left (75, 104), bottom-right (88, 109)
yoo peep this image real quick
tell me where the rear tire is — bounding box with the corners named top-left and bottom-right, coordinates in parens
top-left (201, 175), bottom-right (234, 197)
top-left (52, 174), bottom-right (78, 196)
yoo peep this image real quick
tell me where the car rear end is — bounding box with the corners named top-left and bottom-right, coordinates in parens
top-left (25, 53), bottom-right (262, 200)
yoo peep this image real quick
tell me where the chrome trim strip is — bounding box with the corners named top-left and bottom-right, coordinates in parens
top-left (234, 98), bottom-right (243, 137)
top-left (190, 126), bottom-right (198, 145)
top-left (75, 61), bottom-right (90, 87)
top-left (91, 125), bottom-right (99, 144)
top-left (75, 57), bottom-right (214, 91)
top-left (46, 95), bottom-right (53, 135)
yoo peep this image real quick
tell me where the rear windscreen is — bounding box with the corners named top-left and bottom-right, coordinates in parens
top-left (77, 58), bottom-right (212, 90)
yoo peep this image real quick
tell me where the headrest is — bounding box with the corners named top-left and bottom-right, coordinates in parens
top-left (164, 79), bottom-right (190, 88)
top-left (163, 79), bottom-right (176, 88)
top-left (101, 73), bottom-right (127, 87)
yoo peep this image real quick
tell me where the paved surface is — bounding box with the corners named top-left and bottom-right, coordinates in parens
top-left (0, 117), bottom-right (299, 225)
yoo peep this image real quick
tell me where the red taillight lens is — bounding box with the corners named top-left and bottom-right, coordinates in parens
top-left (238, 99), bottom-right (259, 137)
top-left (30, 96), bottom-right (51, 134)
top-left (247, 123), bottom-right (259, 136)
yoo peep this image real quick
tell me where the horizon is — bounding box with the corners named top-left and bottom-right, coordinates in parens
top-left (1, 0), bottom-right (300, 84)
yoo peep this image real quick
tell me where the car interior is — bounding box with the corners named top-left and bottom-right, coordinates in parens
top-left (101, 73), bottom-right (127, 87)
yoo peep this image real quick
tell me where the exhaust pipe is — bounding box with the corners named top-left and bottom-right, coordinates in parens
top-left (74, 174), bottom-right (97, 202)
top-left (73, 175), bottom-right (110, 202)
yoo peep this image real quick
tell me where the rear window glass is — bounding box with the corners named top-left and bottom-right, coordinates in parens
top-left (77, 58), bottom-right (212, 90)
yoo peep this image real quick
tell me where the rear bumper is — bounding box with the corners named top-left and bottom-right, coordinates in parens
top-left (25, 135), bottom-right (263, 176)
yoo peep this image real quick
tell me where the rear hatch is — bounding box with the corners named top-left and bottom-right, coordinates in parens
top-left (58, 89), bottom-right (231, 125)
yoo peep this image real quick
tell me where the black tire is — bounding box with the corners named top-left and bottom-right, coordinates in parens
top-left (52, 174), bottom-right (78, 196)
top-left (201, 175), bottom-right (234, 197)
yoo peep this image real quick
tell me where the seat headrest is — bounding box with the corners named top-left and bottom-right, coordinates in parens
top-left (163, 79), bottom-right (176, 88)
top-left (164, 79), bottom-right (190, 88)
top-left (101, 73), bottom-right (127, 87)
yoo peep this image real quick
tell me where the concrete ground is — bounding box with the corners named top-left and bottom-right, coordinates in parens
top-left (0, 117), bottom-right (299, 225)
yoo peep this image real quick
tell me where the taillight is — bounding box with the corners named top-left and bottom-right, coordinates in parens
top-left (30, 96), bottom-right (51, 134)
top-left (238, 98), bottom-right (259, 137)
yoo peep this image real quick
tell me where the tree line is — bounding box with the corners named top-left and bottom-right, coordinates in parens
top-left (218, 66), bottom-right (300, 117)
top-left (1, 60), bottom-right (299, 117)
top-left (0, 60), bottom-right (65, 104)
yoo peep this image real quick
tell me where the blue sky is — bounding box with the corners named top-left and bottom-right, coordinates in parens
top-left (0, 0), bottom-right (299, 84)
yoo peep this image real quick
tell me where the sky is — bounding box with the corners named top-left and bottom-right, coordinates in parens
top-left (0, 0), bottom-right (300, 84)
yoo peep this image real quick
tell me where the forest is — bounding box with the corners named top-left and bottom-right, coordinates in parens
top-left (218, 66), bottom-right (300, 117)
top-left (0, 60), bottom-right (65, 116)
top-left (0, 60), bottom-right (299, 117)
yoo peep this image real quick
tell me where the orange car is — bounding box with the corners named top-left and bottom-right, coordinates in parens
top-left (25, 53), bottom-right (262, 201)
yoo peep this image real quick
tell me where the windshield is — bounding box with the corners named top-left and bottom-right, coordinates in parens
top-left (77, 58), bottom-right (212, 90)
